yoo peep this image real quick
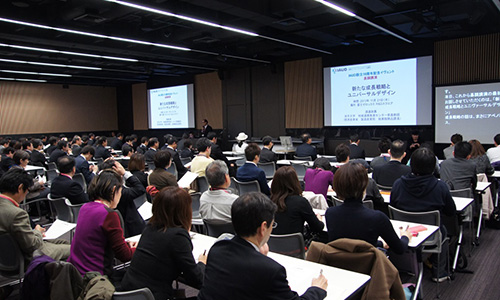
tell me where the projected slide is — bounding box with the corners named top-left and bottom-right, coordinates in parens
top-left (148, 84), bottom-right (195, 129)
top-left (435, 82), bottom-right (500, 144)
top-left (324, 56), bottom-right (432, 127)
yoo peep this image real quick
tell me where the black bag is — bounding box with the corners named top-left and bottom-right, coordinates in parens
top-left (487, 206), bottom-right (500, 229)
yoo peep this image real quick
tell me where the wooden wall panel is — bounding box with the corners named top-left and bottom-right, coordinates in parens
top-left (0, 82), bottom-right (117, 135)
top-left (284, 57), bottom-right (323, 128)
top-left (132, 83), bottom-right (148, 130)
top-left (195, 72), bottom-right (223, 130)
top-left (434, 33), bottom-right (500, 85)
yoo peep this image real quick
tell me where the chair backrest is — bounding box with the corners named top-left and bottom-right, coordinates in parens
top-left (233, 178), bottom-right (260, 195)
top-left (376, 183), bottom-right (392, 191)
top-left (332, 197), bottom-right (374, 210)
top-left (230, 177), bottom-right (239, 195)
top-left (64, 199), bottom-right (84, 223)
top-left (72, 173), bottom-right (87, 192)
top-left (47, 162), bottom-right (57, 170)
top-left (191, 192), bottom-right (202, 219)
top-left (196, 176), bottom-right (210, 193)
top-left (46, 169), bottom-right (59, 182)
top-left (166, 161), bottom-right (177, 179)
top-left (290, 163), bottom-right (307, 180)
top-left (95, 157), bottom-right (104, 165)
top-left (133, 193), bottom-right (147, 209)
top-left (0, 233), bottom-right (25, 280)
top-left (449, 188), bottom-right (473, 198)
top-left (113, 287), bottom-right (155, 300)
top-left (268, 233), bottom-right (306, 259)
top-left (180, 157), bottom-right (192, 165)
top-left (388, 205), bottom-right (441, 248)
top-left (257, 162), bottom-right (276, 180)
top-left (293, 155), bottom-right (312, 161)
top-left (203, 219), bottom-right (235, 237)
top-left (235, 158), bottom-right (246, 167)
top-left (48, 195), bottom-right (74, 223)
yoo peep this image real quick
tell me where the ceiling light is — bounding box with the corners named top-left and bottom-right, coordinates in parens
top-left (0, 70), bottom-right (72, 77)
top-left (315, 0), bottom-right (356, 17)
top-left (0, 58), bottom-right (102, 70)
top-left (0, 77), bottom-right (47, 83)
top-left (492, 0), bottom-right (500, 13)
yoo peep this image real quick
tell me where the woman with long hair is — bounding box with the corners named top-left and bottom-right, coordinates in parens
top-left (469, 139), bottom-right (495, 175)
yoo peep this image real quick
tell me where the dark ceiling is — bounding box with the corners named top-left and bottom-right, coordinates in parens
top-left (0, 0), bottom-right (499, 86)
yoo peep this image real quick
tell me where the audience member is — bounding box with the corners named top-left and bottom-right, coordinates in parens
top-left (128, 153), bottom-right (148, 188)
top-left (369, 137), bottom-right (391, 168)
top-left (304, 157), bottom-right (333, 200)
top-left (71, 135), bottom-right (83, 156)
top-left (405, 131), bottom-right (423, 163)
top-left (180, 140), bottom-right (195, 159)
top-left (486, 133), bottom-right (500, 164)
top-left (163, 134), bottom-right (188, 179)
top-left (144, 137), bottom-right (159, 164)
top-left (30, 139), bottom-right (47, 169)
top-left (208, 132), bottom-right (231, 167)
top-left (50, 156), bottom-right (89, 204)
top-left (348, 133), bottom-right (365, 159)
top-left (259, 135), bottom-right (278, 163)
top-left (13, 150), bottom-right (49, 200)
top-left (121, 187), bottom-right (206, 299)
top-left (148, 151), bottom-right (178, 193)
top-left (372, 139), bottom-right (411, 188)
top-left (295, 133), bottom-right (317, 160)
top-left (75, 145), bottom-right (96, 184)
top-left (232, 132), bottom-right (249, 154)
top-left (177, 133), bottom-right (189, 151)
top-left (87, 133), bottom-right (96, 146)
top-left (440, 141), bottom-right (477, 191)
top-left (469, 139), bottom-right (495, 175)
top-left (121, 144), bottom-right (134, 169)
top-left (197, 192), bottom-right (327, 300)
top-left (110, 132), bottom-right (124, 150)
top-left (271, 166), bottom-right (324, 236)
top-left (236, 143), bottom-right (270, 195)
top-left (136, 136), bottom-right (148, 155)
top-left (200, 160), bottom-right (239, 223)
top-left (191, 138), bottom-right (214, 177)
top-left (0, 147), bottom-right (16, 176)
top-left (443, 133), bottom-right (463, 160)
top-left (48, 140), bottom-right (70, 163)
top-left (45, 136), bottom-right (58, 155)
top-left (68, 168), bottom-right (136, 277)
top-left (94, 136), bottom-right (112, 160)
top-left (22, 140), bottom-right (33, 163)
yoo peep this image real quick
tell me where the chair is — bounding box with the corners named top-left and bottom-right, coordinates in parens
top-left (47, 162), bottom-right (57, 170)
top-left (333, 198), bottom-right (374, 210)
top-left (196, 176), bottom-right (210, 193)
top-left (268, 233), bottom-right (306, 259)
top-left (235, 158), bottom-right (246, 167)
top-left (46, 169), bottom-right (59, 183)
top-left (257, 162), bottom-right (276, 180)
top-left (180, 157), bottom-right (192, 165)
top-left (290, 162), bottom-right (308, 181)
top-left (166, 162), bottom-right (178, 179)
top-left (48, 195), bottom-right (74, 223)
top-left (203, 219), bottom-right (235, 237)
top-left (293, 155), bottom-right (312, 161)
top-left (233, 178), bottom-right (260, 195)
top-left (376, 183), bottom-right (392, 191)
top-left (64, 199), bottom-right (84, 223)
top-left (0, 233), bottom-right (25, 283)
top-left (113, 287), bottom-right (155, 300)
top-left (72, 173), bottom-right (87, 192)
top-left (230, 177), bottom-right (239, 195)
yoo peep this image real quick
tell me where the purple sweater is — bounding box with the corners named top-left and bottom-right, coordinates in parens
top-left (304, 169), bottom-right (334, 199)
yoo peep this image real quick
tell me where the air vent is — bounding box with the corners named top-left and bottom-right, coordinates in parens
top-left (73, 14), bottom-right (107, 24)
top-left (193, 36), bottom-right (220, 44)
top-left (340, 39), bottom-right (364, 46)
top-left (274, 17), bottom-right (305, 26)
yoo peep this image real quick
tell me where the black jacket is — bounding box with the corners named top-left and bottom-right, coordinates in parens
top-left (50, 175), bottom-right (89, 205)
top-left (116, 174), bottom-right (146, 237)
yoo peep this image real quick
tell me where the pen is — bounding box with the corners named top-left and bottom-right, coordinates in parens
top-left (203, 250), bottom-right (207, 256)
top-left (320, 269), bottom-right (323, 275)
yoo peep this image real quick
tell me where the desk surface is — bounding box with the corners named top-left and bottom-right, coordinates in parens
top-left (226, 156), bottom-right (244, 161)
top-left (25, 165), bottom-right (45, 171)
top-left (491, 171), bottom-right (500, 178)
top-left (476, 181), bottom-right (491, 192)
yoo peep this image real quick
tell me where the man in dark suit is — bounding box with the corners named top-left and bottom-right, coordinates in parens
top-left (49, 140), bottom-right (70, 163)
top-left (295, 133), bottom-right (317, 160)
top-left (22, 140), bottom-right (33, 164)
top-left (110, 132), bottom-right (124, 150)
top-left (50, 156), bottom-right (89, 205)
top-left (372, 140), bottom-right (411, 188)
top-left (144, 137), bottom-right (159, 165)
top-left (162, 135), bottom-right (188, 179)
top-left (94, 136), bottom-right (112, 160)
top-left (440, 141), bottom-right (477, 191)
top-left (71, 135), bottom-right (83, 157)
top-left (75, 145), bottom-right (96, 184)
top-left (45, 136), bottom-right (58, 155)
top-left (0, 147), bottom-right (15, 177)
top-left (208, 132), bottom-right (231, 166)
top-left (348, 133), bottom-right (365, 160)
top-left (87, 133), bottom-right (96, 147)
top-left (136, 136), bottom-right (148, 154)
top-left (200, 119), bottom-right (213, 137)
top-left (259, 135), bottom-right (277, 163)
top-left (236, 143), bottom-right (270, 195)
top-left (198, 192), bottom-right (327, 300)
top-left (30, 139), bottom-right (47, 169)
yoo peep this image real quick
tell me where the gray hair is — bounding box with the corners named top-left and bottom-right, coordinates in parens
top-left (205, 160), bottom-right (229, 187)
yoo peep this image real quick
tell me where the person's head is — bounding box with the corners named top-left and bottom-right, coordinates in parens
top-left (0, 168), bottom-right (34, 202)
top-left (32, 139), bottom-right (43, 150)
top-left (165, 134), bottom-right (177, 146)
top-left (494, 134), bottom-right (500, 146)
top-left (301, 133), bottom-right (312, 144)
top-left (205, 160), bottom-right (230, 188)
top-left (450, 133), bottom-right (463, 145)
top-left (13, 150), bottom-right (30, 167)
top-left (231, 192), bottom-right (277, 243)
top-left (453, 141), bottom-right (472, 159)
top-left (48, 136), bottom-right (58, 146)
top-left (181, 133), bottom-right (189, 139)
top-left (89, 133), bottom-right (95, 140)
top-left (148, 137), bottom-right (159, 149)
top-left (335, 144), bottom-right (350, 163)
top-left (2, 147), bottom-right (15, 157)
top-left (72, 135), bottom-right (82, 145)
top-left (245, 143), bottom-right (261, 162)
top-left (124, 135), bottom-right (133, 145)
top-left (333, 162), bottom-right (368, 201)
top-left (116, 132), bottom-right (123, 140)
top-left (410, 148), bottom-right (436, 176)
top-left (141, 136), bottom-right (148, 145)
top-left (196, 137), bottom-right (212, 153)
top-left (122, 145), bottom-right (134, 157)
top-left (149, 187), bottom-right (192, 231)
top-left (207, 131), bottom-right (217, 142)
top-left (80, 145), bottom-right (95, 160)
top-left (128, 153), bottom-right (146, 172)
top-left (131, 134), bottom-right (138, 142)
top-left (184, 140), bottom-right (192, 149)
top-left (153, 150), bottom-right (172, 169)
top-left (88, 169), bottom-right (123, 208)
top-left (378, 138), bottom-right (391, 154)
top-left (262, 135), bottom-right (273, 148)
top-left (411, 131), bottom-right (420, 142)
top-left (82, 135), bottom-right (89, 144)
top-left (312, 157), bottom-right (331, 171)
top-left (22, 140), bottom-right (33, 151)
top-left (349, 133), bottom-right (360, 144)
top-left (99, 159), bottom-right (118, 172)
top-left (57, 140), bottom-right (69, 151)
top-left (97, 136), bottom-right (108, 146)
top-left (270, 166), bottom-right (301, 212)
top-left (202, 119), bottom-right (208, 126)
top-left (236, 132), bottom-right (248, 143)
top-left (389, 139), bottom-right (406, 160)
top-left (468, 139), bottom-right (486, 159)
top-left (57, 155), bottom-right (76, 175)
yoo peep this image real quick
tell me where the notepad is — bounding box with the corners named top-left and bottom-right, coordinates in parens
top-left (408, 225), bottom-right (427, 236)
top-left (178, 171), bottom-right (198, 188)
top-left (43, 219), bottom-right (76, 240)
top-left (138, 201), bottom-right (153, 220)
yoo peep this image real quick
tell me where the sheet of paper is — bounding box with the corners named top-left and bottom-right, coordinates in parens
top-left (178, 171), bottom-right (198, 188)
top-left (138, 201), bottom-right (153, 220)
top-left (43, 219), bottom-right (76, 240)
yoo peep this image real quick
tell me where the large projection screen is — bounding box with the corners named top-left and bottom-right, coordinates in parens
top-left (148, 84), bottom-right (195, 129)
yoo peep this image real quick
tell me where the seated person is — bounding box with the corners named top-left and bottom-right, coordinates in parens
top-left (440, 141), bottom-right (477, 191)
top-left (197, 192), bottom-right (327, 300)
top-left (236, 143), bottom-right (270, 195)
top-left (270, 166), bottom-right (324, 235)
top-left (75, 145), bottom-right (96, 185)
top-left (163, 134), bottom-right (188, 179)
top-left (191, 138), bottom-right (214, 177)
top-left (120, 144), bottom-right (134, 169)
top-left (390, 148), bottom-right (456, 282)
top-left (100, 160), bottom-right (146, 237)
top-left (348, 133), bottom-right (365, 159)
top-left (259, 135), bottom-right (278, 163)
top-left (200, 160), bottom-right (238, 223)
top-left (50, 156), bottom-right (89, 205)
top-left (144, 137), bottom-right (160, 165)
top-left (30, 139), bottom-right (47, 169)
top-left (295, 133), bottom-right (317, 160)
top-left (49, 140), bottom-right (70, 163)
top-left (180, 140), bottom-right (195, 159)
top-left (443, 133), bottom-right (462, 160)
top-left (94, 136), bottom-right (112, 160)
top-left (232, 132), bottom-right (249, 154)
top-left (369, 137), bottom-right (391, 168)
top-left (486, 133), bottom-right (500, 164)
top-left (372, 139), bottom-right (411, 188)
top-left (68, 169), bottom-right (136, 277)
top-left (121, 187), bottom-right (206, 300)
top-left (12, 150), bottom-right (50, 200)
top-left (71, 135), bottom-right (83, 157)
top-left (469, 139), bottom-right (495, 175)
top-left (128, 153), bottom-right (149, 189)
top-left (136, 136), bottom-right (148, 155)
top-left (208, 132), bottom-right (230, 166)
top-left (325, 162), bottom-right (410, 254)
top-left (0, 147), bottom-right (15, 177)
top-left (110, 132), bottom-right (124, 150)
top-left (147, 151), bottom-right (178, 196)
top-left (45, 137), bottom-right (58, 156)
top-left (0, 168), bottom-right (70, 262)
top-left (304, 157), bottom-right (333, 200)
